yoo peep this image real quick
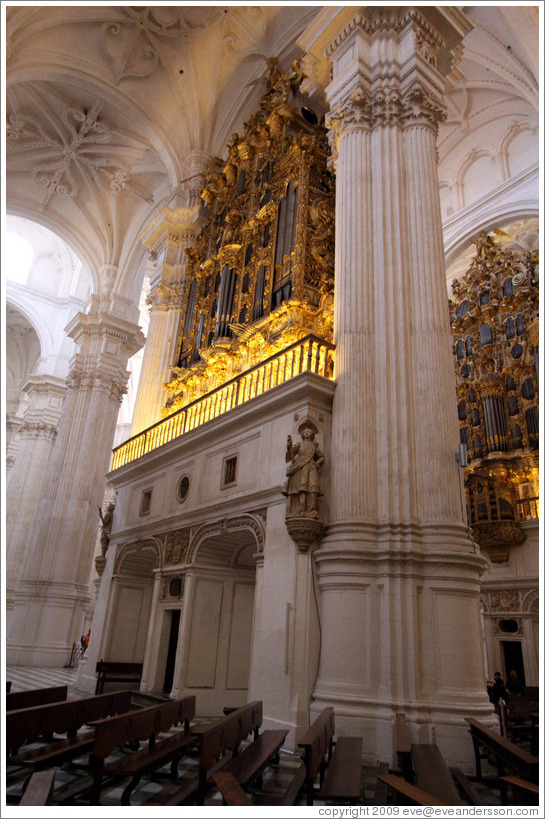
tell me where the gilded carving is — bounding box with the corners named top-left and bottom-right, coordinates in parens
top-left (162, 59), bottom-right (334, 416)
top-left (451, 229), bottom-right (539, 542)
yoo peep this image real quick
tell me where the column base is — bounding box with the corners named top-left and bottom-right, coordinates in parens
top-left (312, 521), bottom-right (491, 769)
top-left (309, 691), bottom-right (497, 770)
top-left (7, 581), bottom-right (91, 668)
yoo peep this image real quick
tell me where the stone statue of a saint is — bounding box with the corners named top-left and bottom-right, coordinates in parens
top-left (98, 501), bottom-right (115, 555)
top-left (282, 423), bottom-right (325, 519)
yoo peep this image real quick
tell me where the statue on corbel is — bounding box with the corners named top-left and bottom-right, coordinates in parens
top-left (95, 501), bottom-right (116, 576)
top-left (282, 419), bottom-right (325, 551)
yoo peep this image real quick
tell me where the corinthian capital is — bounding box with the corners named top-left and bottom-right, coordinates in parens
top-left (326, 80), bottom-right (445, 166)
top-left (325, 82), bottom-right (371, 166)
top-left (146, 280), bottom-right (184, 311)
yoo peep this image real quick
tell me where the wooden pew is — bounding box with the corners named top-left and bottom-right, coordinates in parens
top-left (6, 685), bottom-right (68, 712)
top-left (466, 718), bottom-right (539, 804)
top-left (19, 770), bottom-right (55, 806)
top-left (152, 701), bottom-right (287, 806)
top-left (213, 771), bottom-right (253, 806)
top-left (450, 766), bottom-right (489, 805)
top-left (95, 661), bottom-right (143, 694)
top-left (87, 695), bottom-right (198, 805)
top-left (500, 776), bottom-right (539, 806)
top-left (411, 743), bottom-right (464, 805)
top-left (192, 700), bottom-right (286, 804)
top-left (6, 690), bottom-right (133, 769)
top-left (504, 699), bottom-right (539, 745)
top-left (298, 708), bottom-right (363, 805)
top-left (379, 773), bottom-right (444, 806)
top-left (394, 714), bottom-right (413, 783)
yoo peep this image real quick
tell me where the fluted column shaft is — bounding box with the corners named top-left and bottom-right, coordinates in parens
top-left (7, 302), bottom-right (145, 666)
top-left (299, 6), bottom-right (491, 766)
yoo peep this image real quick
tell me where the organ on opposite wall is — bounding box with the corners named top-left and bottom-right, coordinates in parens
top-left (450, 230), bottom-right (539, 562)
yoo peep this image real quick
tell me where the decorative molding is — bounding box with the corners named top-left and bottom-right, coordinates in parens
top-left (487, 589), bottom-right (521, 612)
top-left (20, 421), bottom-right (58, 442)
top-left (324, 8), bottom-right (445, 59)
top-left (100, 7), bottom-right (220, 84)
top-left (285, 517), bottom-right (324, 553)
top-left (146, 281), bottom-right (185, 311)
top-left (66, 369), bottom-right (129, 403)
top-left (7, 99), bottom-right (153, 210)
top-left (163, 528), bottom-right (191, 565)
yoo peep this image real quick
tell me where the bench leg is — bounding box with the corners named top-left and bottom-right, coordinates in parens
top-left (121, 775), bottom-right (141, 806)
top-left (471, 736), bottom-right (482, 780)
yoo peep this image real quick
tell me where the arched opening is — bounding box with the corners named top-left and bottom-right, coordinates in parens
top-left (174, 527), bottom-right (258, 715)
top-left (105, 546), bottom-right (157, 665)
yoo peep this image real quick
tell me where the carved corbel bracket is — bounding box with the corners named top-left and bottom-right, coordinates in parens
top-left (285, 516), bottom-right (324, 553)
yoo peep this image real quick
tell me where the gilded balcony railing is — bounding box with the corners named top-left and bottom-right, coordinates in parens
top-left (112, 334), bottom-right (335, 469)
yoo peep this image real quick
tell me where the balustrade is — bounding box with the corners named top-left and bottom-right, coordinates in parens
top-left (112, 335), bottom-right (334, 469)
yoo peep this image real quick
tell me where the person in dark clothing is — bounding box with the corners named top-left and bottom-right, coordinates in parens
top-left (487, 671), bottom-right (508, 703)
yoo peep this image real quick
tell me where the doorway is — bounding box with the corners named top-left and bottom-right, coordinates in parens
top-left (501, 640), bottom-right (525, 686)
top-left (163, 609), bottom-right (181, 694)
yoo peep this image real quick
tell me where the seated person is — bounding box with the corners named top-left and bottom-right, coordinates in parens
top-left (506, 669), bottom-right (524, 697)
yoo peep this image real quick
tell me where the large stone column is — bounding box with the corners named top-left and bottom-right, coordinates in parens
top-left (5, 375), bottom-right (67, 617)
top-left (7, 296), bottom-right (145, 666)
top-left (299, 7), bottom-right (492, 767)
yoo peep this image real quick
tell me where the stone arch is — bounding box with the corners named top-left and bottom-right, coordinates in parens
top-left (187, 511), bottom-right (266, 565)
top-left (174, 512), bottom-right (265, 713)
top-left (114, 536), bottom-right (162, 574)
top-left (444, 205), bottom-right (540, 269)
top-left (520, 588), bottom-right (539, 614)
top-left (479, 592), bottom-right (490, 614)
top-left (103, 537), bottom-right (161, 665)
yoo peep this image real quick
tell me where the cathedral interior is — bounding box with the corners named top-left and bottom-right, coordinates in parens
top-left (3, 3), bottom-right (541, 810)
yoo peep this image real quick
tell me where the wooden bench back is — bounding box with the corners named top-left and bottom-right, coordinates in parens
top-left (6, 690), bottom-right (133, 754)
top-left (192, 701), bottom-right (263, 770)
top-left (91, 695), bottom-right (196, 761)
top-left (508, 700), bottom-right (538, 722)
top-left (297, 707), bottom-right (335, 782)
top-left (466, 718), bottom-right (539, 781)
top-left (519, 686), bottom-right (539, 702)
top-left (96, 661), bottom-right (143, 676)
top-left (6, 685), bottom-right (68, 712)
